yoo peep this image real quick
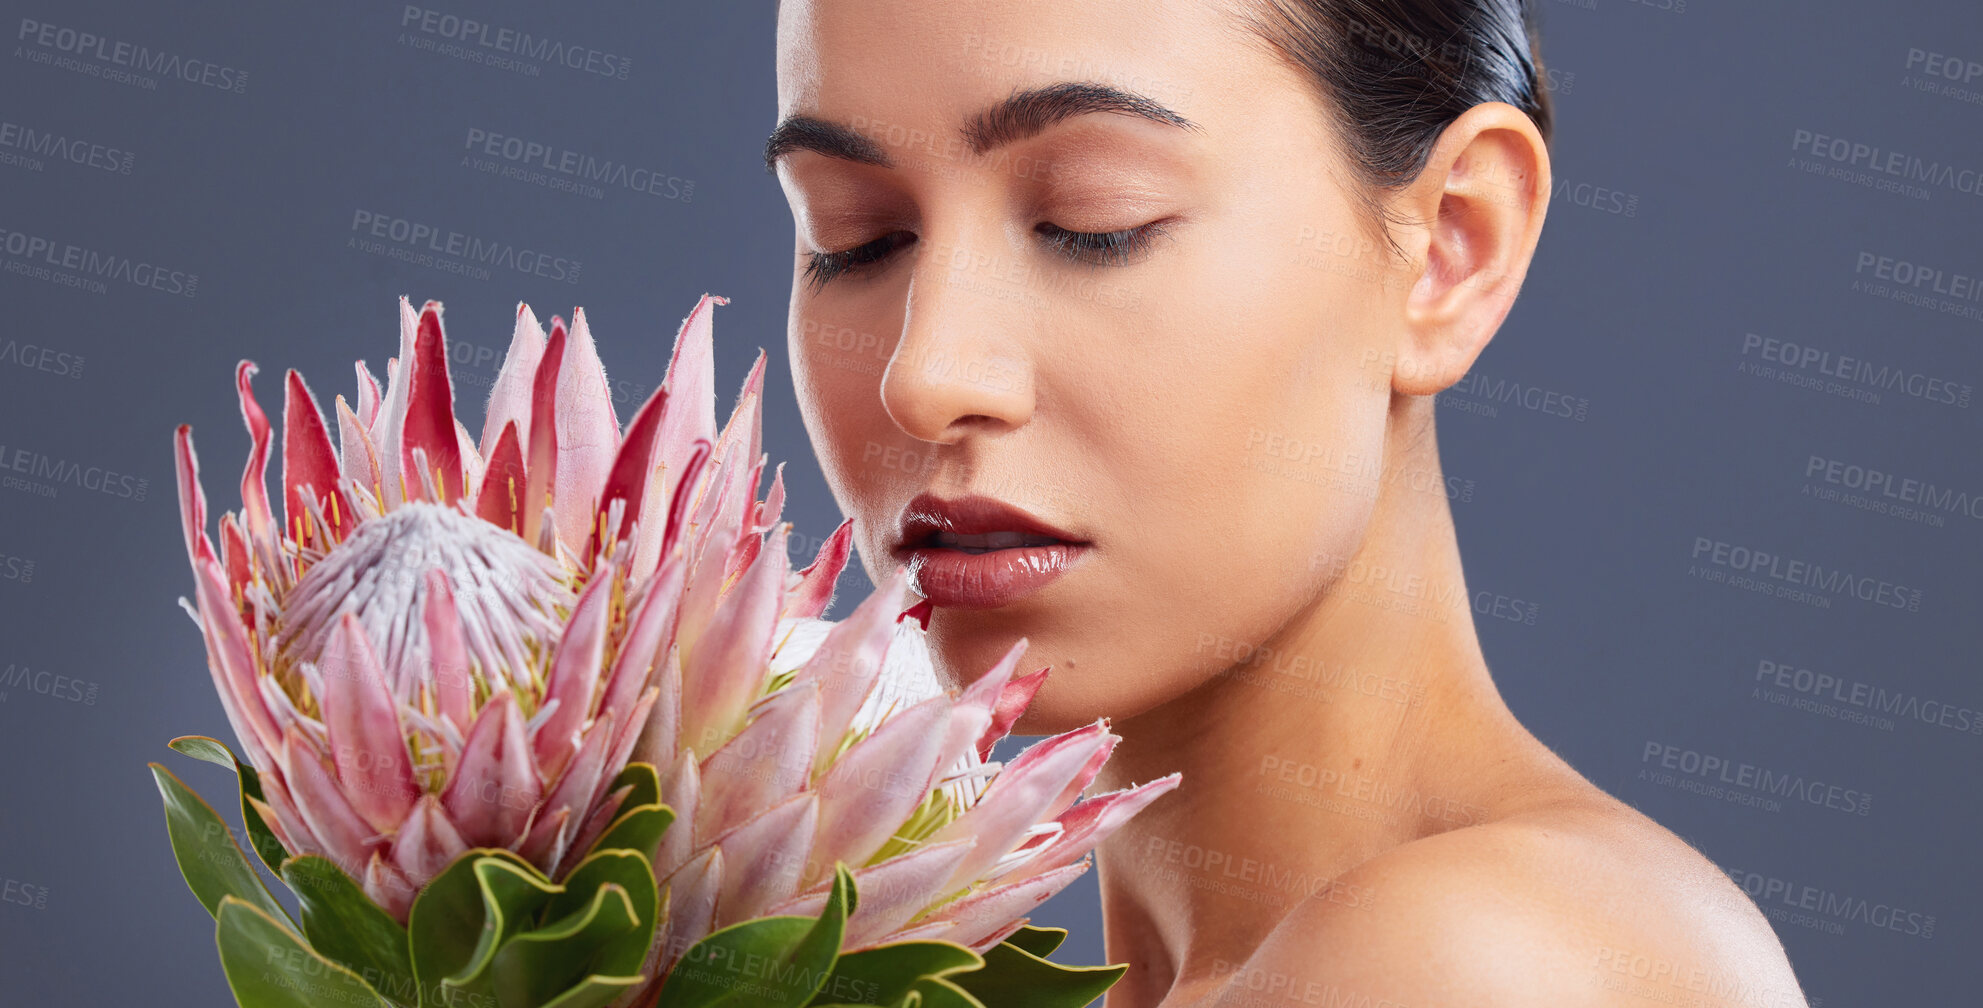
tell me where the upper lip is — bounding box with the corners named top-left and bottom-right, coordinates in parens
top-left (892, 492), bottom-right (1088, 552)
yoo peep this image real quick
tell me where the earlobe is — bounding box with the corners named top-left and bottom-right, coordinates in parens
top-left (1389, 102), bottom-right (1550, 398)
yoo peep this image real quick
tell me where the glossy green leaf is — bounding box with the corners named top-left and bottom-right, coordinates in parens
top-left (279, 854), bottom-right (415, 1001)
top-left (543, 849), bottom-right (661, 977)
top-left (489, 882), bottom-right (643, 1005)
top-left (804, 941), bottom-right (981, 1007)
top-left (904, 976), bottom-right (984, 1008)
top-left (949, 938), bottom-right (1126, 1008)
top-left (658, 863), bottom-right (855, 1008)
top-left (999, 926), bottom-right (1065, 959)
top-left (407, 849), bottom-right (559, 1007)
top-left (215, 895), bottom-right (391, 1008)
top-left (170, 735), bottom-right (291, 874)
top-left (150, 762), bottom-right (290, 925)
top-left (537, 975), bottom-right (647, 1008)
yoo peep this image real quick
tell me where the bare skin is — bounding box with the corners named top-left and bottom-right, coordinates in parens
top-left (769, 1), bottom-right (1809, 1004)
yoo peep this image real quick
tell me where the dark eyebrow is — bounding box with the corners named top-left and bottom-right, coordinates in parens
top-left (763, 80), bottom-right (1199, 174)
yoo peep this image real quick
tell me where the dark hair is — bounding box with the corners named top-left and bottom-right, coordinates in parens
top-left (1233, 0), bottom-right (1553, 257)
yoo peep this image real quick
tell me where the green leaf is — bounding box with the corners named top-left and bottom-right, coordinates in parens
top-left (407, 849), bottom-right (559, 1007)
top-left (948, 938), bottom-right (1126, 1008)
top-left (658, 863), bottom-right (855, 1008)
top-left (804, 941), bottom-right (981, 1007)
top-left (544, 849), bottom-right (661, 978)
top-left (489, 882), bottom-right (644, 1005)
top-left (903, 977), bottom-right (984, 1008)
top-left (279, 854), bottom-right (415, 1002)
top-left (613, 762), bottom-right (662, 811)
top-left (999, 927), bottom-right (1065, 959)
top-left (215, 895), bottom-right (392, 1008)
top-left (537, 975), bottom-right (647, 1008)
top-left (171, 735), bottom-right (291, 874)
top-left (149, 762), bottom-right (290, 925)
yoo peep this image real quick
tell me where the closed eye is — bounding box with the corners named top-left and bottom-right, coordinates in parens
top-left (801, 218), bottom-right (1177, 291)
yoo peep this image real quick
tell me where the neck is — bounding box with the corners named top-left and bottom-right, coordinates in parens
top-left (1088, 395), bottom-right (1534, 1001)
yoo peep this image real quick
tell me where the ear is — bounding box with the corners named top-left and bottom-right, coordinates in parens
top-left (1389, 102), bottom-right (1550, 397)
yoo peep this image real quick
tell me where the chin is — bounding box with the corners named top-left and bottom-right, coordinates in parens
top-left (920, 619), bottom-right (1157, 737)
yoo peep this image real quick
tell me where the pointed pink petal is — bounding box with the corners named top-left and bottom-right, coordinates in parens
top-left (565, 781), bottom-right (635, 874)
top-left (354, 360), bottom-right (382, 429)
top-left (711, 793), bottom-right (817, 927)
top-left (368, 297), bottom-right (423, 507)
top-left (942, 638), bottom-right (1029, 766)
top-left (474, 420), bottom-right (526, 535)
top-left (652, 752), bottom-right (700, 881)
top-left (811, 694), bottom-right (952, 871)
top-left (840, 838), bottom-right (978, 949)
top-left (755, 462), bottom-right (786, 533)
top-left (658, 848), bottom-right (721, 975)
top-left (245, 791), bottom-right (316, 863)
top-left (521, 317), bottom-right (564, 544)
top-left (280, 724), bottom-right (386, 874)
top-left (1005, 773), bottom-right (1182, 880)
top-left (532, 560), bottom-right (615, 780)
top-left (628, 295), bottom-right (723, 584)
top-left (522, 707), bottom-right (614, 870)
top-left (422, 570), bottom-right (474, 732)
top-left (363, 850), bottom-right (418, 924)
top-left (979, 666), bottom-right (1050, 761)
top-left (922, 860), bottom-right (1090, 951)
top-left (681, 524), bottom-right (790, 748)
top-left (281, 370), bottom-right (348, 546)
top-left (587, 379), bottom-right (670, 566)
top-left (234, 361), bottom-right (276, 557)
top-left (927, 722), bottom-right (1115, 889)
top-left (217, 513), bottom-right (252, 598)
top-left (334, 396), bottom-right (379, 499)
top-left (693, 680), bottom-right (817, 843)
top-left (388, 793), bottom-right (470, 887)
top-left (794, 567), bottom-right (909, 763)
top-left (784, 519), bottom-right (852, 621)
top-left (192, 557), bottom-right (280, 769)
top-left (401, 303), bottom-right (464, 503)
top-left (318, 612), bottom-right (419, 834)
top-left (552, 307), bottom-right (621, 549)
top-left (441, 691), bottom-right (543, 848)
top-left (481, 302), bottom-right (546, 459)
top-left (173, 425), bottom-right (216, 570)
top-left (601, 552), bottom-right (684, 733)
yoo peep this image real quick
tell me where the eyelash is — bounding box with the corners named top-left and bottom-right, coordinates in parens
top-left (801, 219), bottom-right (1175, 290)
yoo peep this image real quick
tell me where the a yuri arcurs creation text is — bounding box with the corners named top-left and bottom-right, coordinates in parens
top-left (152, 293), bottom-right (1179, 1008)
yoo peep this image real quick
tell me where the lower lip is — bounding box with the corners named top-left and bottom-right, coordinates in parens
top-left (898, 542), bottom-right (1090, 609)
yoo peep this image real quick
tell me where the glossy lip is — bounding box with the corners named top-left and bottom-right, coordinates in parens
top-left (890, 492), bottom-right (1092, 609)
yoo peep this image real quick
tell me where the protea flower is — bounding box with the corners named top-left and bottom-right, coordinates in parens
top-left (168, 291), bottom-right (1179, 1005)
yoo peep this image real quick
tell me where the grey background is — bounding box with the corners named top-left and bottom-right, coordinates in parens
top-left (1, 1), bottom-right (1978, 1005)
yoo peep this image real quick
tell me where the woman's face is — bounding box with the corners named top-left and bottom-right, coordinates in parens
top-left (773, 0), bottom-right (1412, 733)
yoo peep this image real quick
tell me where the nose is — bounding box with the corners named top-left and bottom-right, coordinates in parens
top-left (878, 233), bottom-right (1036, 444)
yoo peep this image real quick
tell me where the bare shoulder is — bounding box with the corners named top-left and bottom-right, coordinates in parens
top-left (1230, 793), bottom-right (1810, 1008)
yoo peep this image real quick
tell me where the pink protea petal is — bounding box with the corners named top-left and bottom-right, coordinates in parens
top-left (602, 552), bottom-right (684, 743)
top-left (334, 396), bottom-right (379, 497)
top-left (481, 302), bottom-right (546, 459)
top-left (628, 644), bottom-right (684, 779)
top-left (368, 297), bottom-right (423, 508)
top-left (979, 666), bottom-right (1050, 761)
top-left (173, 425), bottom-right (216, 569)
top-left (280, 723), bottom-right (386, 874)
top-left (839, 839), bottom-right (978, 950)
top-left (693, 680), bottom-right (818, 844)
top-left (388, 793), bottom-right (470, 885)
top-left (191, 557), bottom-right (280, 769)
top-left (810, 694), bottom-right (953, 873)
top-left (521, 317), bottom-right (563, 545)
top-left (754, 462), bottom-right (786, 534)
top-left (794, 567), bottom-right (909, 764)
top-left (522, 708), bottom-right (615, 869)
top-left (531, 559), bottom-right (616, 780)
top-left (401, 303), bottom-right (464, 504)
top-left (552, 307), bottom-right (621, 550)
top-left (629, 294), bottom-right (724, 584)
top-left (281, 370), bottom-right (347, 544)
top-left (926, 722), bottom-right (1115, 890)
top-left (587, 379), bottom-right (670, 567)
top-left (422, 570), bottom-right (474, 733)
top-left (1003, 773), bottom-right (1183, 881)
top-left (784, 518), bottom-right (852, 622)
top-left (453, 415), bottom-right (484, 495)
top-left (597, 688), bottom-right (657, 815)
top-left (363, 850), bottom-right (418, 924)
top-left (217, 513), bottom-right (252, 598)
top-left (234, 361), bottom-right (277, 561)
top-left (441, 691), bottom-right (543, 848)
top-left (245, 791), bottom-right (316, 863)
top-left (940, 638), bottom-right (1030, 767)
top-left (652, 751), bottom-right (700, 880)
top-left (354, 360), bottom-right (382, 429)
top-left (658, 847), bottom-right (721, 975)
top-left (565, 781), bottom-right (635, 873)
top-left (680, 523), bottom-right (790, 750)
top-left (317, 612), bottom-right (420, 835)
top-left (920, 860), bottom-right (1090, 952)
top-left (474, 420), bottom-right (526, 535)
top-left (710, 793), bottom-right (817, 927)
